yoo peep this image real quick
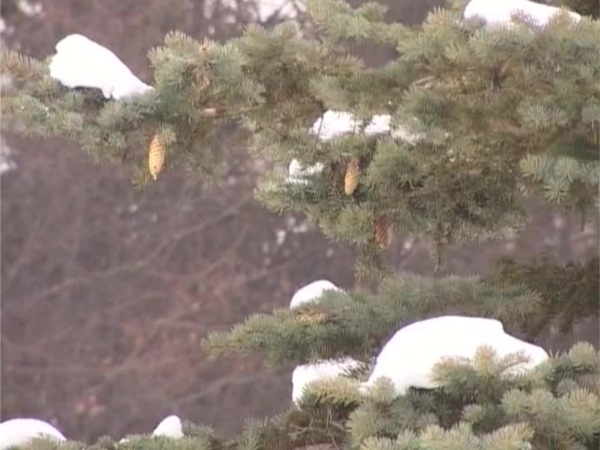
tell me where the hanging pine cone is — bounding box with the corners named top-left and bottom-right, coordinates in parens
top-left (374, 215), bottom-right (389, 249)
top-left (148, 133), bottom-right (165, 180)
top-left (344, 157), bottom-right (360, 196)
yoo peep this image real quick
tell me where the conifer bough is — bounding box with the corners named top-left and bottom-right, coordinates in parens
top-left (2, 0), bottom-right (598, 259)
top-left (1, 0), bottom-right (599, 449)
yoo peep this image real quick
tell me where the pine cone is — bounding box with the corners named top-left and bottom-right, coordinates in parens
top-left (344, 157), bottom-right (360, 196)
top-left (294, 310), bottom-right (327, 325)
top-left (374, 216), bottom-right (389, 249)
top-left (148, 133), bottom-right (165, 180)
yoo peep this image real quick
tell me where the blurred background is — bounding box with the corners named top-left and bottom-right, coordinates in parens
top-left (1, 0), bottom-right (598, 442)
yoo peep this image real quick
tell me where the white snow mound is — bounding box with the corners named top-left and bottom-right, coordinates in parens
top-left (293, 358), bottom-right (361, 404)
top-left (290, 280), bottom-right (341, 309)
top-left (0, 418), bottom-right (66, 450)
top-left (364, 315), bottom-right (549, 396)
top-left (152, 415), bottom-right (183, 438)
top-left (310, 111), bottom-right (422, 144)
top-left (464, 0), bottom-right (581, 27)
top-left (49, 34), bottom-right (153, 100)
top-left (286, 110), bottom-right (422, 185)
top-left (287, 159), bottom-right (325, 185)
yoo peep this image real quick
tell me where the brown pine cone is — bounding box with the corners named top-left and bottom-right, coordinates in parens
top-left (374, 215), bottom-right (389, 249)
top-left (344, 157), bottom-right (360, 196)
top-left (148, 133), bottom-right (165, 180)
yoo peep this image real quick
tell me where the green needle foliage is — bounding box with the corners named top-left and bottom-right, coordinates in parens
top-left (2, 0), bottom-right (599, 449)
top-left (202, 274), bottom-right (543, 365)
top-left (2, 0), bottom-right (598, 256)
top-left (486, 255), bottom-right (600, 338)
top-left (12, 343), bottom-right (600, 450)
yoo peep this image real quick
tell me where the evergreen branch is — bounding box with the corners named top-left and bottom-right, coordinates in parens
top-left (486, 255), bottom-right (600, 338)
top-left (306, 0), bottom-right (410, 45)
top-left (3, 3), bottom-right (600, 449)
top-left (202, 274), bottom-right (541, 365)
top-left (13, 344), bottom-right (600, 450)
top-left (1, 0), bottom-right (599, 257)
top-left (0, 51), bottom-right (48, 80)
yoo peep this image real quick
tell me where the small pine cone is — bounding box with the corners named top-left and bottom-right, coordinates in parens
top-left (374, 216), bottom-right (389, 249)
top-left (295, 310), bottom-right (327, 325)
top-left (344, 157), bottom-right (360, 196)
top-left (148, 133), bottom-right (165, 180)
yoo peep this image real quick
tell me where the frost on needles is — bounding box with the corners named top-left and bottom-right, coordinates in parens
top-left (1, 0), bottom-right (599, 449)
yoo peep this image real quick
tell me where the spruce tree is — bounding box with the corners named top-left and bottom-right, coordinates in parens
top-left (1, 0), bottom-right (599, 449)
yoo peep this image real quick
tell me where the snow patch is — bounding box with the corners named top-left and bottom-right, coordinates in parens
top-left (49, 34), bottom-right (153, 100)
top-left (203, 0), bottom-right (305, 24)
top-left (292, 358), bottom-right (360, 404)
top-left (364, 315), bottom-right (549, 397)
top-left (0, 140), bottom-right (17, 176)
top-left (0, 419), bottom-right (66, 450)
top-left (464, 0), bottom-right (581, 27)
top-left (17, 0), bottom-right (43, 17)
top-left (290, 279), bottom-right (341, 309)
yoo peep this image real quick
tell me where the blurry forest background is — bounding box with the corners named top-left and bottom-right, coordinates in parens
top-left (1, 0), bottom-right (598, 442)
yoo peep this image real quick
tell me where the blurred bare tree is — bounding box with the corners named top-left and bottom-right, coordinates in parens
top-left (1, 0), bottom-right (597, 442)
